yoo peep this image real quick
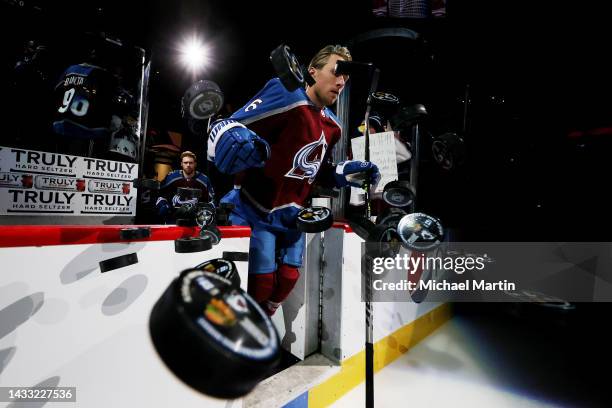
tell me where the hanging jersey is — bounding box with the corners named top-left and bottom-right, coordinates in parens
top-left (229, 78), bottom-right (341, 222)
top-left (52, 63), bottom-right (117, 139)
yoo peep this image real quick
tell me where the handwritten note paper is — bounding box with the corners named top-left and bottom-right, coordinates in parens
top-left (350, 131), bottom-right (398, 199)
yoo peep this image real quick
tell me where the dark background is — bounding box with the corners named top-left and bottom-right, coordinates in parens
top-left (3, 4), bottom-right (612, 405)
top-left (2, 0), bottom-right (611, 238)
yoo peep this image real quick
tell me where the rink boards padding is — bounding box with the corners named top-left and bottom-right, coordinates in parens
top-left (0, 223), bottom-right (449, 408)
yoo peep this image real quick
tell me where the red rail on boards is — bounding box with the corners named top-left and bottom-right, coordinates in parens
top-left (0, 225), bottom-right (251, 248)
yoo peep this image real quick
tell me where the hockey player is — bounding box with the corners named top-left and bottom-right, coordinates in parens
top-left (156, 151), bottom-right (215, 222)
top-left (208, 45), bottom-right (380, 315)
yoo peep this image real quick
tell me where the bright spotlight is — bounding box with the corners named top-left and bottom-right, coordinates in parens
top-left (179, 36), bottom-right (210, 72)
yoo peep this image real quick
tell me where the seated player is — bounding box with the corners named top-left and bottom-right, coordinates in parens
top-left (156, 151), bottom-right (215, 223)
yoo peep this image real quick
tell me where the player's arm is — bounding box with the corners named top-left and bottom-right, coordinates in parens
top-left (315, 134), bottom-right (381, 190)
top-left (313, 148), bottom-right (340, 189)
top-left (207, 119), bottom-right (270, 174)
top-left (207, 79), bottom-right (290, 174)
top-left (316, 156), bottom-right (380, 190)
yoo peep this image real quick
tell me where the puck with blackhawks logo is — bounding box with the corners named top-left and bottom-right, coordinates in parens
top-left (149, 269), bottom-right (280, 398)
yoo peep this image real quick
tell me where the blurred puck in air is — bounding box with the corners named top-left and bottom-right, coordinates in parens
top-left (99, 253), bottom-right (138, 273)
top-left (149, 269), bottom-right (280, 398)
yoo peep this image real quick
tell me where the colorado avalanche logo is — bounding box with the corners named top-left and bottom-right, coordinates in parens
top-left (285, 131), bottom-right (328, 184)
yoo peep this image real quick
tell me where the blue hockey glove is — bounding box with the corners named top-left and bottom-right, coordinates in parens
top-left (334, 160), bottom-right (381, 189)
top-left (207, 119), bottom-right (270, 174)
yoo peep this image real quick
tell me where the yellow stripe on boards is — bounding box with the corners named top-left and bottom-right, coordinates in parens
top-left (308, 304), bottom-right (452, 408)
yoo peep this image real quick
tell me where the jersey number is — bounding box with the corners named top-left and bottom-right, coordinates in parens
top-left (58, 88), bottom-right (90, 117)
top-left (245, 98), bottom-right (263, 112)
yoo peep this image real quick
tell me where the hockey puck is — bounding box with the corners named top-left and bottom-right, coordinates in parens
top-left (149, 269), bottom-right (280, 398)
top-left (376, 207), bottom-right (408, 227)
top-left (391, 104), bottom-right (428, 132)
top-left (270, 44), bottom-right (304, 92)
top-left (182, 80), bottom-right (224, 120)
top-left (432, 132), bottom-right (466, 171)
top-left (347, 216), bottom-right (377, 241)
top-left (296, 206), bottom-right (333, 233)
top-left (194, 258), bottom-right (241, 288)
top-left (397, 213), bottom-right (444, 252)
top-left (368, 91), bottom-right (400, 113)
top-left (223, 251), bottom-right (250, 262)
top-left (366, 223), bottom-right (402, 258)
top-left (187, 117), bottom-right (208, 136)
top-left (200, 225), bottom-right (222, 246)
top-left (382, 180), bottom-right (415, 208)
top-left (195, 203), bottom-right (216, 228)
top-left (175, 236), bottom-right (213, 253)
top-left (175, 203), bottom-right (197, 220)
top-left (119, 227), bottom-right (151, 240)
top-left (99, 253), bottom-right (138, 273)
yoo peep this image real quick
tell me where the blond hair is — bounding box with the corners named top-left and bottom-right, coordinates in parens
top-left (180, 151), bottom-right (196, 162)
top-left (308, 45), bottom-right (352, 70)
